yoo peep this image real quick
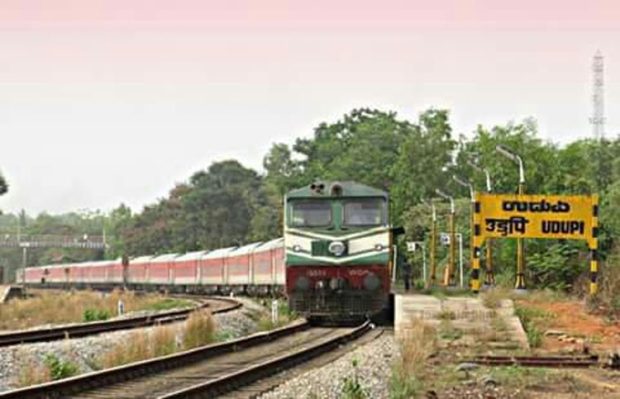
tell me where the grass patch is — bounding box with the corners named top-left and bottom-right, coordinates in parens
top-left (437, 310), bottom-right (456, 320)
top-left (83, 308), bottom-right (111, 322)
top-left (481, 288), bottom-right (510, 309)
top-left (438, 320), bottom-right (463, 341)
top-left (341, 358), bottom-right (367, 399)
top-left (100, 309), bottom-right (215, 369)
top-left (490, 365), bottom-right (547, 388)
top-left (0, 289), bottom-right (190, 330)
top-left (390, 319), bottom-right (437, 398)
top-left (182, 310), bottom-right (216, 350)
top-left (257, 300), bottom-right (296, 331)
top-left (515, 305), bottom-right (553, 349)
top-left (144, 298), bottom-right (194, 312)
top-left (15, 353), bottom-right (78, 387)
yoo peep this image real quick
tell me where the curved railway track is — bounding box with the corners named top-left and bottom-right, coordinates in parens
top-left (0, 296), bottom-right (240, 347)
top-left (0, 319), bottom-right (371, 399)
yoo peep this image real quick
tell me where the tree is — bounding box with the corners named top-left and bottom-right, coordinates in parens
top-left (390, 109), bottom-right (456, 222)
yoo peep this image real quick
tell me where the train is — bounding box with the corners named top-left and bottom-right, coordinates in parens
top-left (19, 181), bottom-right (397, 320)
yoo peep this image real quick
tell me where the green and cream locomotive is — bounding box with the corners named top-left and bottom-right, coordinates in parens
top-left (284, 181), bottom-right (394, 319)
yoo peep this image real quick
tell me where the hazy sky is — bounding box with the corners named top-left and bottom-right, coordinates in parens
top-left (1, 1), bottom-right (619, 214)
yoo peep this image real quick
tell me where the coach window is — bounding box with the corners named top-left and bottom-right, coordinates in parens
top-left (290, 201), bottom-right (332, 227)
top-left (343, 199), bottom-right (386, 226)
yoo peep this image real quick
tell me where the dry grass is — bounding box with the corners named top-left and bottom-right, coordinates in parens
top-left (0, 289), bottom-right (192, 330)
top-left (390, 319), bottom-right (438, 398)
top-left (481, 287), bottom-right (510, 309)
top-left (15, 353), bottom-right (51, 387)
top-left (397, 319), bottom-right (438, 377)
top-left (100, 310), bottom-right (215, 369)
top-left (181, 310), bottom-right (215, 350)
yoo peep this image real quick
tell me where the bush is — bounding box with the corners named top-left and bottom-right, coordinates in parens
top-left (83, 308), bottom-right (111, 322)
top-left (515, 306), bottom-right (551, 348)
top-left (44, 354), bottom-right (78, 380)
top-left (341, 359), bottom-right (367, 399)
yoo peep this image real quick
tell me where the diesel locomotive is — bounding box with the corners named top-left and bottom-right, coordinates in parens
top-left (284, 181), bottom-right (395, 319)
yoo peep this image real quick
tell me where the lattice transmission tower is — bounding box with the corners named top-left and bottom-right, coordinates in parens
top-left (591, 50), bottom-right (605, 140)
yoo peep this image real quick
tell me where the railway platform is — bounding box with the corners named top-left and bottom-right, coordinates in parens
top-left (394, 293), bottom-right (529, 350)
top-left (0, 285), bottom-right (23, 303)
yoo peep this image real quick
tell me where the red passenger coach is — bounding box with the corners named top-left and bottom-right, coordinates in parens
top-left (46, 264), bottom-right (69, 285)
top-left (227, 243), bottom-right (262, 286)
top-left (127, 255), bottom-right (152, 286)
top-left (173, 251), bottom-right (206, 286)
top-left (106, 258), bottom-right (125, 284)
top-left (199, 247), bottom-right (234, 287)
top-left (148, 253), bottom-right (179, 285)
top-left (25, 266), bottom-right (46, 284)
top-left (251, 238), bottom-right (285, 289)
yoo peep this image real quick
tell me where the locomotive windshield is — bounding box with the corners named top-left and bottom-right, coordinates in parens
top-left (343, 198), bottom-right (386, 226)
top-left (290, 201), bottom-right (332, 227)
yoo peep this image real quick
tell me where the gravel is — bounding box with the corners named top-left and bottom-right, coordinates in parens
top-left (0, 296), bottom-right (267, 393)
top-left (258, 332), bottom-right (395, 399)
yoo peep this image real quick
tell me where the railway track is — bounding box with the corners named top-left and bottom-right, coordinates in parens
top-left (0, 319), bottom-right (371, 399)
top-left (0, 296), bottom-right (240, 347)
top-left (469, 354), bottom-right (608, 369)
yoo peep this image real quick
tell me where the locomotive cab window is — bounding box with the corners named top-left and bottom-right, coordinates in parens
top-left (290, 201), bottom-right (332, 227)
top-left (343, 199), bottom-right (386, 226)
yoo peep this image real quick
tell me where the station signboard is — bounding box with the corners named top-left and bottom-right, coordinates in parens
top-left (475, 194), bottom-right (598, 246)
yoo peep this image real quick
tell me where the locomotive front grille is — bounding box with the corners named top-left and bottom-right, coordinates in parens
top-left (289, 290), bottom-right (387, 317)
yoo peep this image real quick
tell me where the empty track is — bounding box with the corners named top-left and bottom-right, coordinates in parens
top-left (0, 296), bottom-right (240, 347)
top-left (0, 320), bottom-right (371, 399)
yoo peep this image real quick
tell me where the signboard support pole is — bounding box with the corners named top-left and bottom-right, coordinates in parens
top-left (471, 198), bottom-right (482, 293)
top-left (485, 239), bottom-right (495, 286)
top-left (515, 182), bottom-right (527, 290)
top-left (590, 196), bottom-right (599, 295)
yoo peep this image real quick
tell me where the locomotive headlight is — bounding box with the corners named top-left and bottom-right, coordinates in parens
top-left (363, 273), bottom-right (381, 291)
top-left (374, 244), bottom-right (384, 251)
top-left (295, 276), bottom-right (310, 291)
top-left (328, 241), bottom-right (346, 256)
top-left (292, 245), bottom-right (302, 252)
top-left (329, 278), bottom-right (339, 290)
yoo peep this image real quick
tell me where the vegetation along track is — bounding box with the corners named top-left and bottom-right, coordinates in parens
top-left (0, 296), bottom-right (240, 347)
top-left (0, 319), bottom-right (371, 399)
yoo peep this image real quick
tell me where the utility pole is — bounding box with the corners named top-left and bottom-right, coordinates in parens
top-left (497, 145), bottom-right (526, 290)
top-left (422, 199), bottom-right (437, 288)
top-left (436, 189), bottom-right (456, 287)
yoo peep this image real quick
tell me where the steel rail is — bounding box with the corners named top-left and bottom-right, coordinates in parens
top-left (469, 354), bottom-right (601, 368)
top-left (0, 319), bottom-right (311, 399)
top-left (159, 320), bottom-right (372, 399)
top-left (0, 296), bottom-right (240, 347)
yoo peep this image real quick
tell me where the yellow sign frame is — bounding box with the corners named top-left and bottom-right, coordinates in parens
top-left (470, 193), bottom-right (599, 295)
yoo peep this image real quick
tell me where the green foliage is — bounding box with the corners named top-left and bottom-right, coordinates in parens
top-left (528, 243), bottom-right (582, 290)
top-left (144, 298), bottom-right (194, 311)
top-left (44, 354), bottom-right (78, 380)
top-left (341, 359), bottom-right (367, 399)
top-left (389, 369), bottom-right (422, 399)
top-left (83, 308), bottom-right (111, 322)
top-left (515, 306), bottom-right (552, 348)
